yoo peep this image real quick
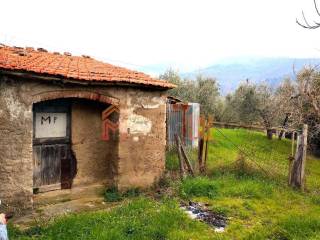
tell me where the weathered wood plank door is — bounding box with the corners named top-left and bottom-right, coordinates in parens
top-left (33, 100), bottom-right (71, 193)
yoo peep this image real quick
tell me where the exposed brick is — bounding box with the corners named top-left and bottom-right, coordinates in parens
top-left (33, 90), bottom-right (120, 106)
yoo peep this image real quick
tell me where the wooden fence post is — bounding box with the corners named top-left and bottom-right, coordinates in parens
top-left (179, 139), bottom-right (195, 176)
top-left (203, 121), bottom-right (210, 173)
top-left (199, 118), bottom-right (206, 174)
top-left (198, 138), bottom-right (204, 172)
top-left (301, 124), bottom-right (308, 191)
top-left (175, 134), bottom-right (186, 179)
top-left (288, 131), bottom-right (295, 185)
top-left (289, 124), bottom-right (308, 190)
top-left (199, 117), bottom-right (212, 174)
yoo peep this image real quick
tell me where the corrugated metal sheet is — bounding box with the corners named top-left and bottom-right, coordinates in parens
top-left (166, 102), bottom-right (200, 148)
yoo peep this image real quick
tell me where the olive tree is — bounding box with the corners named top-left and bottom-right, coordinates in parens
top-left (160, 69), bottom-right (221, 118)
top-left (221, 81), bottom-right (280, 139)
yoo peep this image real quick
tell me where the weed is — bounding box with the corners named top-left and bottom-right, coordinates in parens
top-left (310, 194), bottom-right (320, 205)
top-left (166, 149), bottom-right (179, 171)
top-left (157, 174), bottom-right (172, 188)
top-left (179, 177), bottom-right (218, 199)
top-left (104, 187), bottom-right (141, 203)
top-left (10, 198), bottom-right (212, 240)
top-left (10, 128), bottom-right (320, 240)
top-left (104, 186), bottom-right (122, 202)
top-left (123, 188), bottom-right (140, 198)
top-left (277, 214), bottom-right (320, 239)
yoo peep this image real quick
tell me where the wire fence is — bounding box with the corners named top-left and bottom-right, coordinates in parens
top-left (212, 127), bottom-right (320, 189)
top-left (212, 127), bottom-right (293, 184)
top-left (167, 117), bottom-right (320, 190)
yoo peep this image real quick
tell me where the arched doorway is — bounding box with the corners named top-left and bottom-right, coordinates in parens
top-left (32, 92), bottom-right (120, 193)
top-left (33, 99), bottom-right (73, 193)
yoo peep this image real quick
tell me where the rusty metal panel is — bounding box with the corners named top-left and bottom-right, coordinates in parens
top-left (166, 102), bottom-right (200, 148)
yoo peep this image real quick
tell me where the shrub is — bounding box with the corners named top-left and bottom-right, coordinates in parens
top-left (104, 186), bottom-right (122, 202)
top-left (123, 188), bottom-right (140, 198)
top-left (104, 187), bottom-right (141, 202)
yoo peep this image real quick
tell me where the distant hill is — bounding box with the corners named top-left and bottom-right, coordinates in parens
top-left (181, 57), bottom-right (320, 95)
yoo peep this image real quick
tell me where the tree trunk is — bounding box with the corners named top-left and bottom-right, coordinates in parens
top-left (278, 114), bottom-right (290, 140)
top-left (278, 131), bottom-right (286, 140)
top-left (266, 129), bottom-right (273, 140)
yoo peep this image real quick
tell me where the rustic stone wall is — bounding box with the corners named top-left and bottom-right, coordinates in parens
top-left (0, 75), bottom-right (167, 209)
top-left (71, 99), bottom-right (118, 186)
top-left (117, 90), bottom-right (167, 189)
top-left (0, 76), bottom-right (34, 210)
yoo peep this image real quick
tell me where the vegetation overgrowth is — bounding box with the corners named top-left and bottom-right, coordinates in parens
top-left (10, 128), bottom-right (320, 240)
top-left (161, 67), bottom-right (320, 152)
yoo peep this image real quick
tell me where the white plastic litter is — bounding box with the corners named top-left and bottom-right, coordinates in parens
top-left (214, 227), bottom-right (225, 233)
top-left (180, 202), bottom-right (227, 233)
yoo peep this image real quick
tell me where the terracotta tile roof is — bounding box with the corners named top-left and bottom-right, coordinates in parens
top-left (0, 45), bottom-right (175, 89)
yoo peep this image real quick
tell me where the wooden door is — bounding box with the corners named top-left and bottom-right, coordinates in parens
top-left (33, 100), bottom-right (71, 193)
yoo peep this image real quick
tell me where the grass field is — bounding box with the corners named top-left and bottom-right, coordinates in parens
top-left (10, 128), bottom-right (320, 240)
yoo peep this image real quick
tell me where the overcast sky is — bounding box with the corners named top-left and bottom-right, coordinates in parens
top-left (1, 0), bottom-right (320, 74)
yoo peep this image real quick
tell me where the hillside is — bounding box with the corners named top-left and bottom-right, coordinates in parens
top-left (182, 57), bottom-right (320, 94)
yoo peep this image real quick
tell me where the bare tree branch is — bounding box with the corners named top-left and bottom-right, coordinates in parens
top-left (314, 0), bottom-right (320, 16)
top-left (297, 0), bottom-right (320, 29)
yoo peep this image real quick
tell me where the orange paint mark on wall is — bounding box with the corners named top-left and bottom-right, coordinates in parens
top-left (102, 106), bottom-right (119, 141)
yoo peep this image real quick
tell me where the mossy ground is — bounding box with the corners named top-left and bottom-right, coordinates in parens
top-left (10, 128), bottom-right (320, 240)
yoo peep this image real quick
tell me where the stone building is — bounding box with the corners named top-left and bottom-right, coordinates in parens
top-left (0, 45), bottom-right (175, 209)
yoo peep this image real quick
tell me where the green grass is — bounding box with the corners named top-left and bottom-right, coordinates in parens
top-left (176, 128), bottom-right (320, 239)
top-left (166, 148), bottom-right (180, 171)
top-left (10, 198), bottom-right (214, 240)
top-left (208, 128), bottom-right (320, 191)
top-left (178, 175), bottom-right (320, 239)
top-left (208, 128), bottom-right (292, 180)
top-left (10, 128), bottom-right (320, 240)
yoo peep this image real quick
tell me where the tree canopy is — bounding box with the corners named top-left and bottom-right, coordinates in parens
top-left (160, 66), bottom-right (320, 148)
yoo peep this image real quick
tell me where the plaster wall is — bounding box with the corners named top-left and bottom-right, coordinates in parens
top-left (71, 99), bottom-right (118, 186)
top-left (0, 75), bottom-right (167, 210)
